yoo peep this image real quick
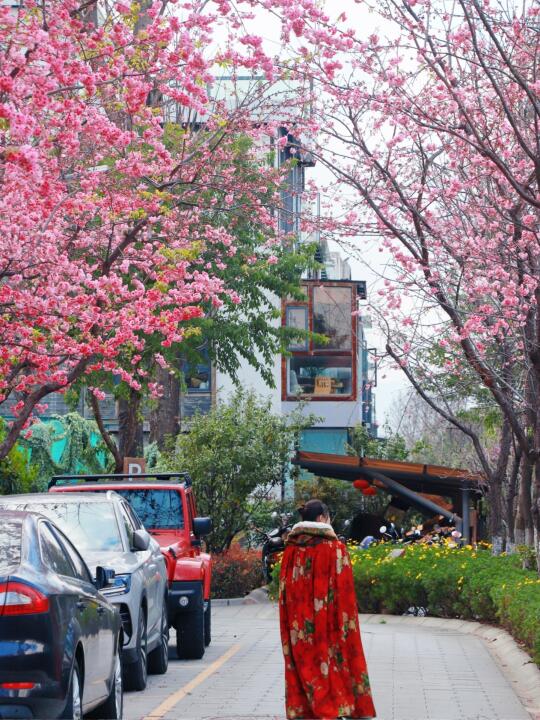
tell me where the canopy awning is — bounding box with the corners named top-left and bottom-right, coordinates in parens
top-left (293, 451), bottom-right (485, 495)
top-left (293, 451), bottom-right (486, 540)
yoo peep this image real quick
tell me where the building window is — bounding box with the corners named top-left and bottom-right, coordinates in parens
top-left (183, 363), bottom-right (211, 392)
top-left (283, 281), bottom-right (357, 401)
top-left (286, 306), bottom-right (308, 350)
top-left (182, 349), bottom-right (212, 393)
top-left (313, 285), bottom-right (352, 350)
top-left (288, 356), bottom-right (353, 396)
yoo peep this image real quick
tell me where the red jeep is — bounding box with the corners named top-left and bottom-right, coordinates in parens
top-left (49, 472), bottom-right (212, 660)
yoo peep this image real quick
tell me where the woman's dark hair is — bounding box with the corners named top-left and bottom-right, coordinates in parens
top-left (297, 499), bottom-right (329, 522)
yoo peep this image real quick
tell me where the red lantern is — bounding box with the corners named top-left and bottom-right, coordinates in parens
top-left (353, 479), bottom-right (370, 490)
top-left (362, 486), bottom-right (377, 496)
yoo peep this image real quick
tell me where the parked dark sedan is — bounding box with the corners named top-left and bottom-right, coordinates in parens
top-left (0, 510), bottom-right (123, 719)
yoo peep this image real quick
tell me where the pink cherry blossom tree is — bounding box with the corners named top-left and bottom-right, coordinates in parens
top-left (0, 0), bottom-right (320, 459)
top-left (292, 0), bottom-right (540, 560)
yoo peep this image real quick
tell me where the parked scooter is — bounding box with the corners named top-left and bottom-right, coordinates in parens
top-left (255, 512), bottom-right (292, 583)
top-left (379, 522), bottom-right (404, 543)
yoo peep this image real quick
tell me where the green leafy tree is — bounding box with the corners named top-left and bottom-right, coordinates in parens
top-left (294, 476), bottom-right (365, 535)
top-left (347, 423), bottom-right (409, 462)
top-left (158, 388), bottom-right (315, 553)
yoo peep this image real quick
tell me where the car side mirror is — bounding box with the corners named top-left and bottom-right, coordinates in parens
top-left (132, 528), bottom-right (151, 551)
top-left (193, 517), bottom-right (212, 537)
top-left (95, 566), bottom-right (115, 590)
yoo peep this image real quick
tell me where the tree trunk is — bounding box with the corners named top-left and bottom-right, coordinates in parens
top-left (504, 446), bottom-right (521, 553)
top-left (118, 389), bottom-right (144, 459)
top-left (489, 418), bottom-right (511, 553)
top-left (533, 459), bottom-right (540, 576)
top-left (0, 359), bottom-right (90, 460)
top-left (514, 455), bottom-right (534, 546)
top-left (89, 393), bottom-right (122, 473)
top-left (489, 481), bottom-right (505, 555)
top-left (149, 365), bottom-right (180, 450)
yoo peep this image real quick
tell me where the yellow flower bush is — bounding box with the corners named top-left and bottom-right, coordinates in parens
top-left (349, 544), bottom-right (540, 665)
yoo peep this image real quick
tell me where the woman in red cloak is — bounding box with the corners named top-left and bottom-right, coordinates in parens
top-left (279, 499), bottom-right (376, 720)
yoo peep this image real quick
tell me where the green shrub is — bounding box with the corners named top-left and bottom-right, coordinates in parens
top-left (211, 546), bottom-right (264, 599)
top-left (270, 543), bottom-right (540, 665)
top-left (0, 420), bottom-right (39, 494)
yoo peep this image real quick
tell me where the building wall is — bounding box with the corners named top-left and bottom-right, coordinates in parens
top-left (215, 352), bottom-right (281, 413)
top-left (282, 399), bottom-right (363, 428)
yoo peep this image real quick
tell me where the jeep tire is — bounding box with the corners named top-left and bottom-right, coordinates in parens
top-left (175, 587), bottom-right (205, 660)
top-left (204, 598), bottom-right (211, 647)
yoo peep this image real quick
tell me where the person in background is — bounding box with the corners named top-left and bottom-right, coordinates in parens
top-left (278, 499), bottom-right (376, 720)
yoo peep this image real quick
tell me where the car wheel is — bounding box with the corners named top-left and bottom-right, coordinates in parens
top-left (124, 607), bottom-right (147, 691)
top-left (175, 591), bottom-right (205, 660)
top-left (61, 658), bottom-right (83, 720)
top-left (148, 597), bottom-right (169, 675)
top-left (204, 598), bottom-right (211, 647)
top-left (92, 651), bottom-right (123, 719)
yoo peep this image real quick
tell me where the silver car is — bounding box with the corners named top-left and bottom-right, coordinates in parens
top-left (0, 492), bottom-right (169, 691)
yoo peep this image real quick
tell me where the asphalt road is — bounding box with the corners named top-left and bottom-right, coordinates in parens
top-left (123, 603), bottom-right (532, 720)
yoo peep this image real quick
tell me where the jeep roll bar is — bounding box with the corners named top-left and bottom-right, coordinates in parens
top-left (48, 472), bottom-right (192, 489)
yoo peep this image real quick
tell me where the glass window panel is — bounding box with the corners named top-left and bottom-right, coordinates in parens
top-left (313, 286), bottom-right (352, 350)
top-left (50, 525), bottom-right (92, 583)
top-left (182, 349), bottom-right (212, 393)
top-left (0, 519), bottom-right (22, 573)
top-left (39, 523), bottom-right (77, 578)
top-left (0, 501), bottom-right (124, 553)
top-left (114, 489), bottom-right (184, 531)
top-left (285, 306), bottom-right (308, 350)
top-left (287, 356), bottom-right (353, 397)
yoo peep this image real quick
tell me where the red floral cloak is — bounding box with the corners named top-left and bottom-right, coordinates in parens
top-left (279, 522), bottom-right (376, 720)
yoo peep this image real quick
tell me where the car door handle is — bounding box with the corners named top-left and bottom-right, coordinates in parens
top-left (97, 606), bottom-right (106, 615)
top-left (76, 601), bottom-right (86, 611)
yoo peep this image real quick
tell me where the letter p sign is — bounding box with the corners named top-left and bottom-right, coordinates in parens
top-left (123, 457), bottom-right (146, 477)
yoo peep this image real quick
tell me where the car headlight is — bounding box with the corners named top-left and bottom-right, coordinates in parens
top-left (102, 573), bottom-right (131, 596)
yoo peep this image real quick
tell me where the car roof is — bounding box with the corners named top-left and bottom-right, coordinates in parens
top-left (0, 508), bottom-right (31, 518)
top-left (0, 492), bottom-right (119, 504)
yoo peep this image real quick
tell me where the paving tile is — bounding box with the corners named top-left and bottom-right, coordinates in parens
top-left (124, 604), bottom-right (531, 720)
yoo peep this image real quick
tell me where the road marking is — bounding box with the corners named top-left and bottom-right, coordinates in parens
top-left (144, 644), bottom-right (242, 720)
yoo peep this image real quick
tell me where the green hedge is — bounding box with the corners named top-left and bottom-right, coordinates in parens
top-left (349, 544), bottom-right (540, 664)
top-left (270, 544), bottom-right (540, 664)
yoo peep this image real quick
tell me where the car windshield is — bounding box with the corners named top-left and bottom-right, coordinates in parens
top-left (115, 489), bottom-right (184, 530)
top-left (0, 519), bottom-right (22, 573)
top-left (0, 502), bottom-right (123, 553)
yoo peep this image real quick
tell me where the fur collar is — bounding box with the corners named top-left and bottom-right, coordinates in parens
top-left (287, 521), bottom-right (338, 545)
top-left (291, 521), bottom-right (335, 533)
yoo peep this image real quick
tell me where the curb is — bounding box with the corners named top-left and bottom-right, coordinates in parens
top-left (213, 586), bottom-right (271, 607)
top-left (360, 614), bottom-right (540, 719)
top-left (212, 597), bottom-right (246, 606)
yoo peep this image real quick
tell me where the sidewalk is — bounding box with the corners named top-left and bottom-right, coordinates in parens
top-left (126, 603), bottom-right (538, 720)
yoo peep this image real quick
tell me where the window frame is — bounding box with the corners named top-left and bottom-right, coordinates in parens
top-left (282, 280), bottom-right (358, 402)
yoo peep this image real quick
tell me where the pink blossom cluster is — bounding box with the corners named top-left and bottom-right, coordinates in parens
top-left (0, 0), bottom-right (325, 451)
